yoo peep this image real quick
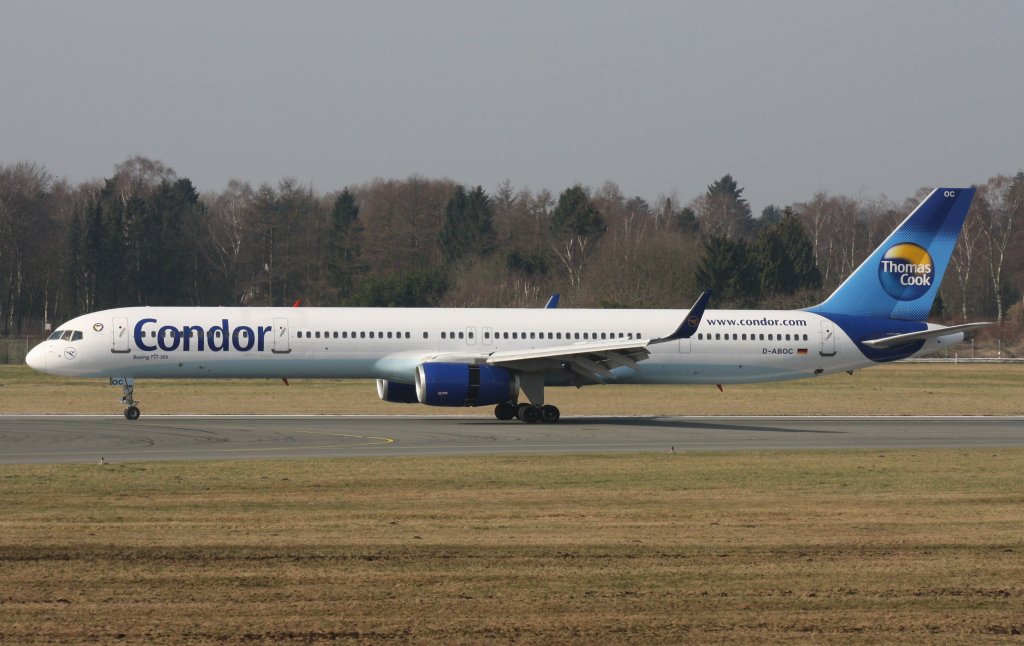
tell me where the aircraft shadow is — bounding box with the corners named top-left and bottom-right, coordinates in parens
top-left (463, 417), bottom-right (845, 434)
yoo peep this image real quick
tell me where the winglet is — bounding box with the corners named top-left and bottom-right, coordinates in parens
top-left (651, 290), bottom-right (712, 344)
top-left (544, 293), bottom-right (560, 309)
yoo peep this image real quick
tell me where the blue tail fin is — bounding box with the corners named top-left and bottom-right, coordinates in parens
top-left (808, 187), bottom-right (975, 321)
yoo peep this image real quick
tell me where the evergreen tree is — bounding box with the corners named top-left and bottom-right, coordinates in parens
top-left (754, 209), bottom-right (821, 295)
top-left (439, 185), bottom-right (495, 263)
top-left (551, 184), bottom-right (604, 237)
top-left (327, 188), bottom-right (362, 299)
top-left (701, 174), bottom-right (755, 237)
top-left (760, 205), bottom-right (784, 226)
top-left (694, 235), bottom-right (760, 305)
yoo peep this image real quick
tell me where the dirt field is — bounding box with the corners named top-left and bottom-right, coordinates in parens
top-left (1, 450), bottom-right (1022, 644)
top-left (1, 362), bottom-right (1022, 416)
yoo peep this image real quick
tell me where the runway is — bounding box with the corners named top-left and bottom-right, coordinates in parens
top-left (1, 414), bottom-right (1023, 464)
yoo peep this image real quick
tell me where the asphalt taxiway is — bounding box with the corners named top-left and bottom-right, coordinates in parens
top-left (0, 414), bottom-right (1022, 464)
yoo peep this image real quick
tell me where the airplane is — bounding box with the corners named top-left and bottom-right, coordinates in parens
top-left (26, 187), bottom-right (987, 423)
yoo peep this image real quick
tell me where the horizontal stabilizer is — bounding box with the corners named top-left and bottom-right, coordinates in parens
top-left (861, 322), bottom-right (991, 348)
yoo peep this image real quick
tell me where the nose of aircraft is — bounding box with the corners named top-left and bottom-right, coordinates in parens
top-left (25, 343), bottom-right (48, 373)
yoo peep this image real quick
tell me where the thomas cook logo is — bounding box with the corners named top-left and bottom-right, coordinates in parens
top-left (878, 243), bottom-right (934, 300)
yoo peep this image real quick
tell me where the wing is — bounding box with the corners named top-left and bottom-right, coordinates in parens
top-left (485, 290), bottom-right (711, 383)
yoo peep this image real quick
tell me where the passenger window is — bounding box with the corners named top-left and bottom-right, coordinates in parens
top-left (785, 334), bottom-right (791, 341)
top-left (360, 332), bottom-right (366, 339)
top-left (459, 332), bottom-right (465, 339)
top-left (715, 333), bottom-right (721, 340)
top-left (315, 331), bottom-right (321, 339)
top-left (742, 334), bottom-right (747, 341)
top-left (441, 332), bottom-right (446, 339)
top-left (530, 332), bottom-right (535, 339)
top-left (468, 332), bottom-right (473, 339)
top-left (423, 332), bottom-right (428, 339)
top-left (803, 334), bottom-right (808, 341)
top-left (601, 333), bottom-right (606, 340)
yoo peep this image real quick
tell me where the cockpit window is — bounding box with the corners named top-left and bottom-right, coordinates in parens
top-left (48, 330), bottom-right (64, 341)
top-left (60, 330), bottom-right (74, 341)
top-left (71, 331), bottom-right (83, 341)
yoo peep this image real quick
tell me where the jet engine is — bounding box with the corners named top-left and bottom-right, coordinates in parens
top-left (415, 362), bottom-right (519, 407)
top-left (376, 379), bottom-right (419, 403)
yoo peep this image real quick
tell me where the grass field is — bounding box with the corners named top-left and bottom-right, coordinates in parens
top-left (1, 362), bottom-right (1023, 416)
top-left (2, 364), bottom-right (1022, 643)
top-left (1, 451), bottom-right (1023, 644)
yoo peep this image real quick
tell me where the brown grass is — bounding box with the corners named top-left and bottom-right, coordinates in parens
top-left (1, 451), bottom-right (1023, 644)
top-left (1, 362), bottom-right (1023, 416)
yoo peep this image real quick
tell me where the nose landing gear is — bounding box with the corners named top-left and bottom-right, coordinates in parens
top-left (118, 379), bottom-right (140, 420)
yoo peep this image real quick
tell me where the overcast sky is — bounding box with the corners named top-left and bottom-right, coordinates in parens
top-left (2, 1), bottom-right (1021, 214)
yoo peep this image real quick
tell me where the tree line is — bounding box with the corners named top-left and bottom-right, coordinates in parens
top-left (1, 156), bottom-right (1022, 338)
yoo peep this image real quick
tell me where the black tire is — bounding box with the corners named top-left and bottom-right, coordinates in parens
top-left (518, 404), bottom-right (541, 424)
top-left (124, 406), bottom-right (141, 420)
top-left (494, 402), bottom-right (516, 420)
top-left (540, 405), bottom-right (560, 424)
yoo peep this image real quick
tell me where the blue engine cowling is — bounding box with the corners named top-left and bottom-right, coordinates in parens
top-left (415, 362), bottom-right (519, 407)
top-left (376, 379), bottom-right (419, 403)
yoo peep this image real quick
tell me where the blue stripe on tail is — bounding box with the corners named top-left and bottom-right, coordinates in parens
top-left (807, 187), bottom-right (975, 321)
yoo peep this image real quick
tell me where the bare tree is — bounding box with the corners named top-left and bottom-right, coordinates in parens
top-left (978, 175), bottom-right (1024, 322)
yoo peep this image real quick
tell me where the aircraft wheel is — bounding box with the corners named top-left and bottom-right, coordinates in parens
top-left (494, 402), bottom-right (516, 420)
top-left (517, 404), bottom-right (540, 423)
top-left (540, 405), bottom-right (560, 424)
top-left (124, 406), bottom-right (141, 420)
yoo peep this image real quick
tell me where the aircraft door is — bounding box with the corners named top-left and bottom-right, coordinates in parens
top-left (678, 338), bottom-right (692, 353)
top-left (112, 317), bottom-right (130, 353)
top-left (819, 320), bottom-right (836, 356)
top-left (466, 327), bottom-right (477, 346)
top-left (272, 318), bottom-right (291, 354)
top-left (482, 326), bottom-right (493, 346)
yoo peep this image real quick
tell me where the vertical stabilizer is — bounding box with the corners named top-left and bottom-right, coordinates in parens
top-left (808, 187), bottom-right (975, 321)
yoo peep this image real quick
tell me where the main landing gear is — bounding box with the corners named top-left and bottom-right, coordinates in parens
top-left (494, 373), bottom-right (559, 423)
top-left (493, 401), bottom-right (561, 424)
top-left (121, 381), bottom-right (140, 420)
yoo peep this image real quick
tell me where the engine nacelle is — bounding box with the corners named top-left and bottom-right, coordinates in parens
top-left (415, 362), bottom-right (519, 407)
top-left (376, 379), bottom-right (419, 403)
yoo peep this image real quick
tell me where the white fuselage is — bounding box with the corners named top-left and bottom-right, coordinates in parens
top-left (26, 306), bottom-right (960, 386)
